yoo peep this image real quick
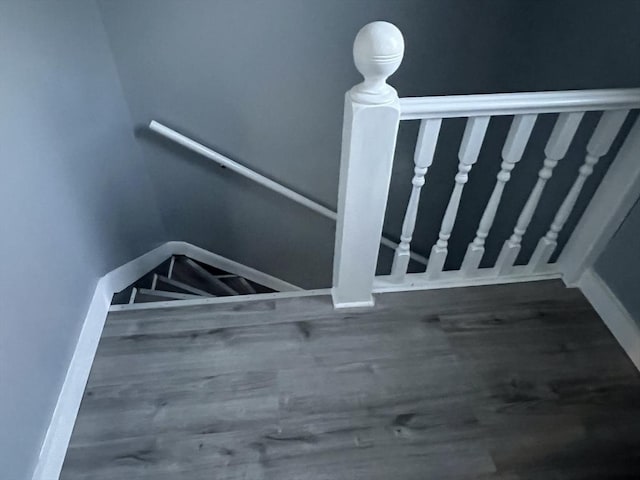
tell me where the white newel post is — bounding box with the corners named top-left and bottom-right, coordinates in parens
top-left (332, 22), bottom-right (404, 308)
top-left (391, 118), bottom-right (442, 281)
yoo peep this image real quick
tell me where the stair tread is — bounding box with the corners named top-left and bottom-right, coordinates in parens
top-left (225, 276), bottom-right (258, 295)
top-left (110, 254), bottom-right (282, 306)
top-left (184, 258), bottom-right (240, 296)
top-left (154, 274), bottom-right (215, 297)
top-left (136, 288), bottom-right (202, 301)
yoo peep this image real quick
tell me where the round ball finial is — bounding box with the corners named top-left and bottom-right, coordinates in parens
top-left (352, 21), bottom-right (404, 103)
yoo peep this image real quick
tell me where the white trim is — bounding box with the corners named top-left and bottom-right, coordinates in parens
top-left (171, 241), bottom-right (302, 292)
top-left (373, 268), bottom-right (561, 294)
top-left (577, 268), bottom-right (640, 371)
top-left (32, 241), bottom-right (172, 480)
top-left (104, 243), bottom-right (175, 294)
top-left (331, 291), bottom-right (376, 309)
top-left (32, 241), bottom-right (301, 480)
top-left (109, 288), bottom-right (330, 312)
top-left (332, 300), bottom-right (376, 309)
top-left (31, 282), bottom-right (110, 480)
top-left (399, 88), bottom-right (640, 120)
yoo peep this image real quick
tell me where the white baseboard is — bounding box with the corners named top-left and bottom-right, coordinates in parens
top-left (577, 268), bottom-right (640, 371)
top-left (32, 280), bottom-right (111, 480)
top-left (32, 241), bottom-right (300, 480)
top-left (105, 242), bottom-right (176, 294)
top-left (31, 242), bottom-right (173, 480)
top-left (373, 268), bottom-right (561, 294)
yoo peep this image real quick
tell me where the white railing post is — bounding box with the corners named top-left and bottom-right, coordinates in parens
top-left (332, 22), bottom-right (404, 308)
top-left (530, 109), bottom-right (629, 270)
top-left (495, 112), bottom-right (584, 274)
top-left (461, 114), bottom-right (537, 273)
top-left (391, 118), bottom-right (442, 281)
top-left (425, 116), bottom-right (490, 278)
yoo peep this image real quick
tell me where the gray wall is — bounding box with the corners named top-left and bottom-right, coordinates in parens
top-left (0, 2), bottom-right (166, 479)
top-left (595, 198), bottom-right (640, 322)
top-left (98, 0), bottom-right (640, 288)
top-left (2, 1), bottom-right (637, 477)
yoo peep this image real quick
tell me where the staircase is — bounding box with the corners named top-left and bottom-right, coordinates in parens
top-left (35, 20), bottom-right (640, 480)
top-left (61, 280), bottom-right (640, 480)
top-left (111, 255), bottom-right (277, 306)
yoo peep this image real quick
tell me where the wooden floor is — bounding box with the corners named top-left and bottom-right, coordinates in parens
top-left (62, 280), bottom-right (640, 479)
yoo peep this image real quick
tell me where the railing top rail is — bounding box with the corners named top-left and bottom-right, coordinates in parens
top-left (399, 88), bottom-right (640, 120)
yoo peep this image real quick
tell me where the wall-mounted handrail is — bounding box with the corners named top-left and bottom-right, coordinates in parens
top-left (148, 121), bottom-right (428, 266)
top-left (399, 88), bottom-right (640, 120)
top-left (149, 121), bottom-right (336, 219)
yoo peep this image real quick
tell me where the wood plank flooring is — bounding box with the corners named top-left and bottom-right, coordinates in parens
top-left (61, 280), bottom-right (640, 479)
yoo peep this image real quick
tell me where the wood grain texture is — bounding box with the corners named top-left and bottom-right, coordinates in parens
top-left (61, 281), bottom-right (640, 479)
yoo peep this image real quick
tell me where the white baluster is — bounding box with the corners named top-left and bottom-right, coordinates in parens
top-left (425, 116), bottom-right (490, 278)
top-left (332, 22), bottom-right (404, 308)
top-left (495, 112), bottom-right (584, 275)
top-left (530, 109), bottom-right (629, 270)
top-left (461, 114), bottom-right (537, 274)
top-left (391, 119), bottom-right (442, 281)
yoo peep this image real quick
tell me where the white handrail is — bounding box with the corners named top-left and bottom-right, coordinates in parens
top-left (149, 121), bottom-right (428, 266)
top-left (399, 88), bottom-right (640, 120)
top-left (149, 121), bottom-right (336, 219)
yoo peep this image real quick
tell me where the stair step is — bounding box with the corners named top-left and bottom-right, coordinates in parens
top-left (154, 274), bottom-right (215, 297)
top-left (184, 258), bottom-right (239, 296)
top-left (109, 254), bottom-right (283, 307)
top-left (136, 288), bottom-right (202, 301)
top-left (225, 276), bottom-right (257, 294)
top-left (170, 261), bottom-right (220, 296)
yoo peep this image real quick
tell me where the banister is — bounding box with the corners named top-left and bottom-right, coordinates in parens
top-left (148, 120), bottom-right (428, 267)
top-left (149, 120), bottom-right (336, 219)
top-left (399, 88), bottom-right (640, 120)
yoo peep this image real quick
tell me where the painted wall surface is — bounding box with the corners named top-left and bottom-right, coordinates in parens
top-left (98, 0), bottom-right (640, 288)
top-left (0, 2), bottom-right (166, 479)
top-left (595, 198), bottom-right (640, 323)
